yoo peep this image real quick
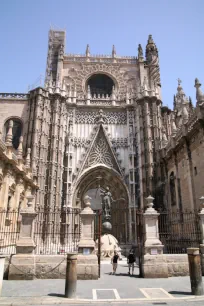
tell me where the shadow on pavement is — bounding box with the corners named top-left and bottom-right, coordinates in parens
top-left (48, 293), bottom-right (65, 298)
top-left (105, 272), bottom-right (140, 278)
top-left (169, 291), bottom-right (193, 295)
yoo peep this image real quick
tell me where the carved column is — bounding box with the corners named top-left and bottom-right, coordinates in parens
top-left (48, 96), bottom-right (60, 208)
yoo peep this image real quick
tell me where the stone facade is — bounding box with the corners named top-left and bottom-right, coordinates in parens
top-left (0, 29), bottom-right (204, 221)
top-left (0, 121), bottom-right (38, 211)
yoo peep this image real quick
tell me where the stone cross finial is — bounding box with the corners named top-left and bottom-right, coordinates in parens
top-left (17, 136), bottom-right (23, 159)
top-left (26, 148), bottom-right (31, 168)
top-left (6, 120), bottom-right (13, 146)
top-left (177, 78), bottom-right (182, 86)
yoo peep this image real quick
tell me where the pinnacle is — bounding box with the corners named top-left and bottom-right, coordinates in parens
top-left (147, 34), bottom-right (154, 45)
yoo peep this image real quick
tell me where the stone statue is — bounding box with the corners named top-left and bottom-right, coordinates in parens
top-left (138, 44), bottom-right (143, 58)
top-left (100, 187), bottom-right (114, 217)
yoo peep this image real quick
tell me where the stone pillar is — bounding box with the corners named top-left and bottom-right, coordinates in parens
top-left (199, 196), bottom-right (204, 275)
top-left (77, 195), bottom-right (98, 279)
top-left (187, 248), bottom-right (204, 295)
top-left (0, 257), bottom-right (5, 296)
top-left (9, 195), bottom-right (37, 280)
top-left (142, 195), bottom-right (168, 278)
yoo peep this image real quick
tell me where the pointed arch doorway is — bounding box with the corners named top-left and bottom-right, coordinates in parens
top-left (73, 164), bottom-right (144, 278)
top-left (72, 164), bottom-right (132, 243)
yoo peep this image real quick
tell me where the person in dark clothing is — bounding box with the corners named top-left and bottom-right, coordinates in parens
top-left (127, 251), bottom-right (135, 275)
top-left (111, 251), bottom-right (119, 275)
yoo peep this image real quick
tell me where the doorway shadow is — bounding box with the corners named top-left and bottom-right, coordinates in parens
top-left (105, 272), bottom-right (140, 278)
top-left (48, 293), bottom-right (65, 298)
top-left (168, 291), bottom-right (193, 296)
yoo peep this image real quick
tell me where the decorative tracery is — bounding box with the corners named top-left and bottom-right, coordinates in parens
top-left (88, 138), bottom-right (113, 167)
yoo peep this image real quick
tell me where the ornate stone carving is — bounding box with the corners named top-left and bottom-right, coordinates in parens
top-left (71, 137), bottom-right (91, 147)
top-left (0, 174), bottom-right (3, 188)
top-left (70, 63), bottom-right (128, 98)
top-left (87, 138), bottom-right (113, 168)
top-left (75, 110), bottom-right (127, 125)
top-left (111, 138), bottom-right (128, 148)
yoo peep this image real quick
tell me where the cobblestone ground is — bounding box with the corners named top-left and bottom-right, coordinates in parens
top-left (1, 262), bottom-right (204, 305)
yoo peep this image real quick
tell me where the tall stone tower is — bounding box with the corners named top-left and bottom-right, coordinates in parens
top-left (25, 30), bottom-right (164, 210)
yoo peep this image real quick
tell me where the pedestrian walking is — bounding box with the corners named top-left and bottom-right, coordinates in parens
top-left (127, 250), bottom-right (135, 275)
top-left (111, 251), bottom-right (119, 275)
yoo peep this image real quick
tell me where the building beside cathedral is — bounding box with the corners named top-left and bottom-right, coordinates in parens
top-left (0, 29), bottom-right (204, 214)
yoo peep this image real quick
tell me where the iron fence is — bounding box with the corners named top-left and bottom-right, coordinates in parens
top-left (0, 209), bottom-right (21, 255)
top-left (158, 209), bottom-right (202, 254)
top-left (34, 207), bottom-right (81, 255)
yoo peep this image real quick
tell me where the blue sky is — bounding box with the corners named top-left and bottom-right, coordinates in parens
top-left (0, 0), bottom-right (203, 108)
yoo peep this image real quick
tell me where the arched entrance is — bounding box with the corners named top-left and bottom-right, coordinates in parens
top-left (72, 165), bottom-right (132, 243)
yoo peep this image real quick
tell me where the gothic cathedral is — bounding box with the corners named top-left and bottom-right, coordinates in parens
top-left (0, 30), bottom-right (204, 212)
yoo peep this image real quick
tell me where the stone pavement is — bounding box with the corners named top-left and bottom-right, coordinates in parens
top-left (1, 261), bottom-right (204, 305)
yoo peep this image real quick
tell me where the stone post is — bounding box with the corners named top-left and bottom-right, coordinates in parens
top-left (199, 196), bottom-right (204, 275)
top-left (65, 253), bottom-right (77, 298)
top-left (9, 195), bottom-right (37, 280)
top-left (77, 195), bottom-right (98, 279)
top-left (142, 195), bottom-right (168, 278)
top-left (0, 256), bottom-right (5, 296)
top-left (187, 248), bottom-right (204, 295)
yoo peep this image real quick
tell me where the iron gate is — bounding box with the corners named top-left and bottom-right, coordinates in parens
top-left (94, 204), bottom-right (145, 277)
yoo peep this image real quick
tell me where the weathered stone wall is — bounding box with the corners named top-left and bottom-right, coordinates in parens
top-left (143, 255), bottom-right (168, 278)
top-left (8, 254), bottom-right (98, 280)
top-left (0, 99), bottom-right (28, 138)
top-left (177, 147), bottom-right (192, 210)
top-left (190, 130), bottom-right (204, 208)
top-left (143, 254), bottom-right (189, 278)
top-left (165, 128), bottom-right (204, 211)
top-left (166, 254), bottom-right (189, 277)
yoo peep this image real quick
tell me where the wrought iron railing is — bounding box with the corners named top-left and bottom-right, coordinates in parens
top-left (0, 209), bottom-right (21, 255)
top-left (33, 207), bottom-right (81, 255)
top-left (158, 209), bottom-right (202, 254)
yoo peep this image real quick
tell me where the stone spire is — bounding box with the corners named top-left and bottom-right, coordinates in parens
top-left (145, 35), bottom-right (161, 88)
top-left (6, 120), bottom-right (13, 146)
top-left (142, 76), bottom-right (149, 96)
top-left (17, 136), bottom-right (23, 159)
top-left (174, 79), bottom-right (190, 126)
top-left (112, 45), bottom-right (116, 58)
top-left (86, 44), bottom-right (90, 57)
top-left (171, 113), bottom-right (177, 136)
top-left (161, 127), bottom-right (168, 147)
top-left (26, 148), bottom-right (31, 168)
top-left (145, 35), bottom-right (158, 63)
top-left (195, 78), bottom-right (204, 106)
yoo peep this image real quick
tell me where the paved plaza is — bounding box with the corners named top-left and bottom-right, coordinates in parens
top-left (1, 261), bottom-right (204, 305)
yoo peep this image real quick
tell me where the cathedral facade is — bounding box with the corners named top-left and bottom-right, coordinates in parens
top-left (0, 30), bottom-right (204, 213)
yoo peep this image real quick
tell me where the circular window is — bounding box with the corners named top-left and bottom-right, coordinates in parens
top-left (87, 74), bottom-right (115, 97)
